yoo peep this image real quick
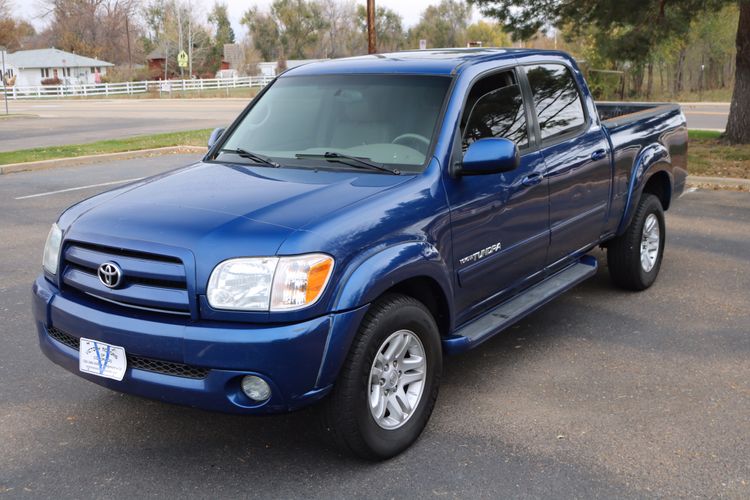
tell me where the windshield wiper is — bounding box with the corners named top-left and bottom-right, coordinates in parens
top-left (220, 148), bottom-right (280, 168)
top-left (296, 152), bottom-right (401, 175)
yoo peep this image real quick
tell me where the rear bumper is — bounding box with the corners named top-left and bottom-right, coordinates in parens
top-left (32, 276), bottom-right (368, 414)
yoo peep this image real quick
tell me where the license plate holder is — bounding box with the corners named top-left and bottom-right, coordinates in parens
top-left (79, 338), bottom-right (127, 381)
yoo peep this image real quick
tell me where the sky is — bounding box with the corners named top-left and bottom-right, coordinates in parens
top-left (11, 0), bottom-right (487, 38)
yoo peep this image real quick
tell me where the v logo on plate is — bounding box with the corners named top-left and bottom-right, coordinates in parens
top-left (93, 341), bottom-right (111, 374)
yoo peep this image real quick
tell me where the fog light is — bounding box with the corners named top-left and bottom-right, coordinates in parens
top-left (241, 375), bottom-right (271, 402)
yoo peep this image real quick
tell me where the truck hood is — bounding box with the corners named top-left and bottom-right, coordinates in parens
top-left (62, 161), bottom-right (411, 259)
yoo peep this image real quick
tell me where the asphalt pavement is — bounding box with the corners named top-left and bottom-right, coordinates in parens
top-left (0, 99), bottom-right (730, 153)
top-left (1, 156), bottom-right (748, 498)
top-left (0, 99), bottom-right (248, 152)
top-left (679, 102), bottom-right (730, 131)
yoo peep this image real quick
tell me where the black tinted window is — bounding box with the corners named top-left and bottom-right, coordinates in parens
top-left (463, 77), bottom-right (528, 149)
top-left (526, 64), bottom-right (585, 141)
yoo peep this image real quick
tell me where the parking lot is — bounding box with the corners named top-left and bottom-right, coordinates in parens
top-left (1, 156), bottom-right (748, 498)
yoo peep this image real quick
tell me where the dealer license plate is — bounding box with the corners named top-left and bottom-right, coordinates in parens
top-left (79, 338), bottom-right (127, 381)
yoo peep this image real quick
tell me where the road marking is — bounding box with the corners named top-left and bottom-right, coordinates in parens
top-left (14, 178), bottom-right (143, 200)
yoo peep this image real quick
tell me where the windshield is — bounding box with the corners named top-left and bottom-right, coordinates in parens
top-left (219, 74), bottom-right (451, 172)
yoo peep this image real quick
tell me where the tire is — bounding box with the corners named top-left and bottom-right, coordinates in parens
top-left (607, 193), bottom-right (666, 291)
top-left (322, 293), bottom-right (442, 460)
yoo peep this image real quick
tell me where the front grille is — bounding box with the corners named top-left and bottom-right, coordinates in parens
top-left (46, 325), bottom-right (209, 379)
top-left (128, 356), bottom-right (209, 379)
top-left (47, 325), bottom-right (80, 350)
top-left (61, 242), bottom-right (191, 316)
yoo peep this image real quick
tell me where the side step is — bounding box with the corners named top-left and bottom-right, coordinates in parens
top-left (443, 255), bottom-right (598, 355)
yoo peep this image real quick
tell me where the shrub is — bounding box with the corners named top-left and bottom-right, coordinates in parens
top-left (41, 77), bottom-right (62, 86)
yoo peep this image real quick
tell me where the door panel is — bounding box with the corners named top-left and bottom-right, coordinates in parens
top-left (448, 151), bottom-right (549, 323)
top-left (543, 133), bottom-right (610, 262)
top-left (524, 63), bottom-right (610, 264)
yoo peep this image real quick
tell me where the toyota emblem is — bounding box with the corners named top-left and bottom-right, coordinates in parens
top-left (97, 262), bottom-right (123, 288)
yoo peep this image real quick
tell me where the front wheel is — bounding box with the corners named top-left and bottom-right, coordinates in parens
top-left (607, 193), bottom-right (666, 290)
top-left (322, 294), bottom-right (442, 460)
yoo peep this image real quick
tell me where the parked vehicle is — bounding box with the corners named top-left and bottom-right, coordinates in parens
top-left (33, 49), bottom-right (687, 460)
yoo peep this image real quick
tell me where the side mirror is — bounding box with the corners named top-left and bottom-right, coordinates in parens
top-left (207, 127), bottom-right (225, 149)
top-left (458, 138), bottom-right (520, 176)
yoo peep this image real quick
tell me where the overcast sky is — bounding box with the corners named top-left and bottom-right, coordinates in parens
top-left (11, 0), bottom-right (487, 38)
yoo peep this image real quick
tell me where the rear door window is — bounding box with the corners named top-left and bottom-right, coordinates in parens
top-left (525, 64), bottom-right (586, 141)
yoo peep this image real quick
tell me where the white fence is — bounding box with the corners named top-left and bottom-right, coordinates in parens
top-left (0, 75), bottom-right (275, 100)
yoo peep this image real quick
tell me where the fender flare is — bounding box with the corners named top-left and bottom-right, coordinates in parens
top-left (315, 241), bottom-right (454, 388)
top-left (617, 143), bottom-right (674, 235)
top-left (333, 241), bottom-right (453, 313)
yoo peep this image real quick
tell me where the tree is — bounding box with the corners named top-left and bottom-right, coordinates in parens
top-left (465, 21), bottom-right (510, 47)
top-left (209, 2), bottom-right (234, 46)
top-left (355, 4), bottom-right (406, 52)
top-left (317, 0), bottom-right (361, 58)
top-left (409, 0), bottom-right (473, 49)
top-left (40, 0), bottom-right (142, 65)
top-left (240, 7), bottom-right (279, 61)
top-left (142, 0), bottom-right (217, 78)
top-left (208, 2), bottom-right (235, 74)
top-left (725, 1), bottom-right (749, 143)
top-left (241, 0), bottom-right (328, 61)
top-left (469, 0), bottom-right (750, 143)
top-left (0, 8), bottom-right (36, 51)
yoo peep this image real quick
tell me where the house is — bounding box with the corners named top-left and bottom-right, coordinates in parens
top-left (148, 48), bottom-right (229, 79)
top-left (3, 48), bottom-right (113, 86)
top-left (146, 48), bottom-right (174, 79)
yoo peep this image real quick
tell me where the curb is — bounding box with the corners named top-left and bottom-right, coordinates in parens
top-left (0, 145), bottom-right (208, 175)
top-left (687, 175), bottom-right (750, 190)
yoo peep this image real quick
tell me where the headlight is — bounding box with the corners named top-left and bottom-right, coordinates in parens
top-left (42, 223), bottom-right (62, 275)
top-left (207, 254), bottom-right (334, 312)
top-left (270, 254), bottom-right (334, 311)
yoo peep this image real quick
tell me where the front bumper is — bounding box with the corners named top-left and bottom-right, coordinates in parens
top-left (32, 276), bottom-right (368, 414)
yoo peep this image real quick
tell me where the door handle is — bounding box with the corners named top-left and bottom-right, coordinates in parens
top-left (521, 173), bottom-right (544, 187)
top-left (591, 149), bottom-right (608, 161)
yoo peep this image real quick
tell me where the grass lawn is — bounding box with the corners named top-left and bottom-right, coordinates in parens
top-left (688, 130), bottom-right (750, 179)
top-left (0, 113), bottom-right (38, 120)
top-left (0, 129), bottom-right (211, 165)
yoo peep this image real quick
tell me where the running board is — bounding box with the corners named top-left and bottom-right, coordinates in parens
top-left (443, 255), bottom-right (598, 355)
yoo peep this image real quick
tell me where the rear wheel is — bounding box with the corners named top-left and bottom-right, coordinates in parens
top-left (607, 193), bottom-right (666, 290)
top-left (322, 293), bottom-right (442, 460)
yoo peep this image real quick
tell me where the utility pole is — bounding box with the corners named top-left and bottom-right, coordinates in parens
top-left (1, 47), bottom-right (8, 115)
top-left (367, 0), bottom-right (376, 54)
top-left (188, 8), bottom-right (193, 78)
top-left (177, 6), bottom-right (184, 79)
top-left (164, 43), bottom-right (169, 81)
top-left (125, 15), bottom-right (133, 71)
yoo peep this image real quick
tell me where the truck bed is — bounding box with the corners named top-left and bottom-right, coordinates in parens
top-left (595, 101), bottom-right (688, 237)
top-left (596, 102), bottom-right (682, 127)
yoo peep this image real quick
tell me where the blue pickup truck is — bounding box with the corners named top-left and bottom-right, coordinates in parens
top-left (33, 49), bottom-right (687, 459)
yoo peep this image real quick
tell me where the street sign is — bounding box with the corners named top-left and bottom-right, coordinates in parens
top-left (177, 50), bottom-right (188, 68)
